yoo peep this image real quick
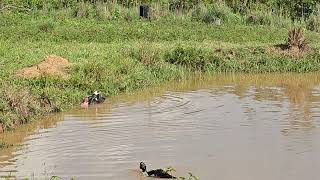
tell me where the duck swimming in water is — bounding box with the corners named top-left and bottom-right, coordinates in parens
top-left (140, 162), bottom-right (176, 179)
top-left (88, 91), bottom-right (105, 105)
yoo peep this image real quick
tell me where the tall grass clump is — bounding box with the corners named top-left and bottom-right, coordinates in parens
top-left (128, 44), bottom-right (163, 67)
top-left (287, 27), bottom-right (308, 50)
top-left (70, 60), bottom-right (111, 91)
top-left (195, 3), bottom-right (243, 25)
top-left (165, 47), bottom-right (213, 71)
top-left (73, 1), bottom-right (97, 18)
top-left (168, 0), bottom-right (200, 13)
top-left (306, 14), bottom-right (320, 32)
top-left (245, 11), bottom-right (292, 28)
top-left (94, 0), bottom-right (109, 20)
top-left (246, 11), bottom-right (273, 26)
top-left (191, 3), bottom-right (208, 22)
top-left (148, 2), bottom-right (169, 20)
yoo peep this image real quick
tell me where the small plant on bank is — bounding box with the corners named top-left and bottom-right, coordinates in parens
top-left (287, 27), bottom-right (308, 50)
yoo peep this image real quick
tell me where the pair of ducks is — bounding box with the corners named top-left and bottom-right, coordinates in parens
top-left (81, 91), bottom-right (106, 108)
top-left (140, 162), bottom-right (176, 179)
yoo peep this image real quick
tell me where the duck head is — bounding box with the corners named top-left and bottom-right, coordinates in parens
top-left (140, 162), bottom-right (147, 172)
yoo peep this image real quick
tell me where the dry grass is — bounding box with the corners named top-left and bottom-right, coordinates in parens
top-left (15, 55), bottom-right (71, 79)
top-left (287, 27), bottom-right (308, 50)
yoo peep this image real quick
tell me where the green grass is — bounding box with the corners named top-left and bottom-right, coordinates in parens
top-left (1, 12), bottom-right (320, 130)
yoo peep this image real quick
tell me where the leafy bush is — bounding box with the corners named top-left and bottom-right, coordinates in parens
top-left (201, 4), bottom-right (243, 25)
top-left (164, 47), bottom-right (212, 71)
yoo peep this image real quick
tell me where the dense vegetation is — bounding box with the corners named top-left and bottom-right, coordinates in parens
top-left (1, 0), bottom-right (320, 131)
top-left (1, 0), bottom-right (320, 29)
top-left (0, 0), bottom-right (318, 19)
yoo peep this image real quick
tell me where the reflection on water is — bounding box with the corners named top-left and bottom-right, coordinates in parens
top-left (1, 73), bottom-right (320, 180)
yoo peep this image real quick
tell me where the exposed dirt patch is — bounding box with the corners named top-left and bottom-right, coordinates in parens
top-left (266, 44), bottom-right (312, 58)
top-left (16, 55), bottom-right (71, 78)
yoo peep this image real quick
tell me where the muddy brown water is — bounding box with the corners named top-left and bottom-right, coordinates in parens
top-left (1, 73), bottom-right (320, 180)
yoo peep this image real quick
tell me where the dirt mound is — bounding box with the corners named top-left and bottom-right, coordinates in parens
top-left (267, 44), bottom-right (312, 58)
top-left (16, 55), bottom-right (71, 78)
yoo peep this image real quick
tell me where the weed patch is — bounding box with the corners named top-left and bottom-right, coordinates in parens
top-left (165, 47), bottom-right (212, 71)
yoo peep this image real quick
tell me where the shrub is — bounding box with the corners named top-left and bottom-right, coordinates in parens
top-left (287, 27), bottom-right (308, 50)
top-left (246, 11), bottom-right (272, 26)
top-left (164, 47), bottom-right (212, 71)
top-left (201, 4), bottom-right (243, 25)
top-left (130, 45), bottom-right (162, 67)
top-left (72, 60), bottom-right (109, 85)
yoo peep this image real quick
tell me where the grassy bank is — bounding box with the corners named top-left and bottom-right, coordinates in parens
top-left (1, 9), bottom-right (320, 131)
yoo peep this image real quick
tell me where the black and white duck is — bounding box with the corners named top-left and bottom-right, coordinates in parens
top-left (140, 162), bottom-right (176, 179)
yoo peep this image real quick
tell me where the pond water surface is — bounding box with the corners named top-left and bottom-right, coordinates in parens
top-left (1, 73), bottom-right (320, 180)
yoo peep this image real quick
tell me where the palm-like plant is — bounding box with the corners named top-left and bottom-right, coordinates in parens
top-left (287, 27), bottom-right (308, 50)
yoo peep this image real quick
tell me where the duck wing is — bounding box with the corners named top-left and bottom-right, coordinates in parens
top-left (147, 169), bottom-right (176, 179)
